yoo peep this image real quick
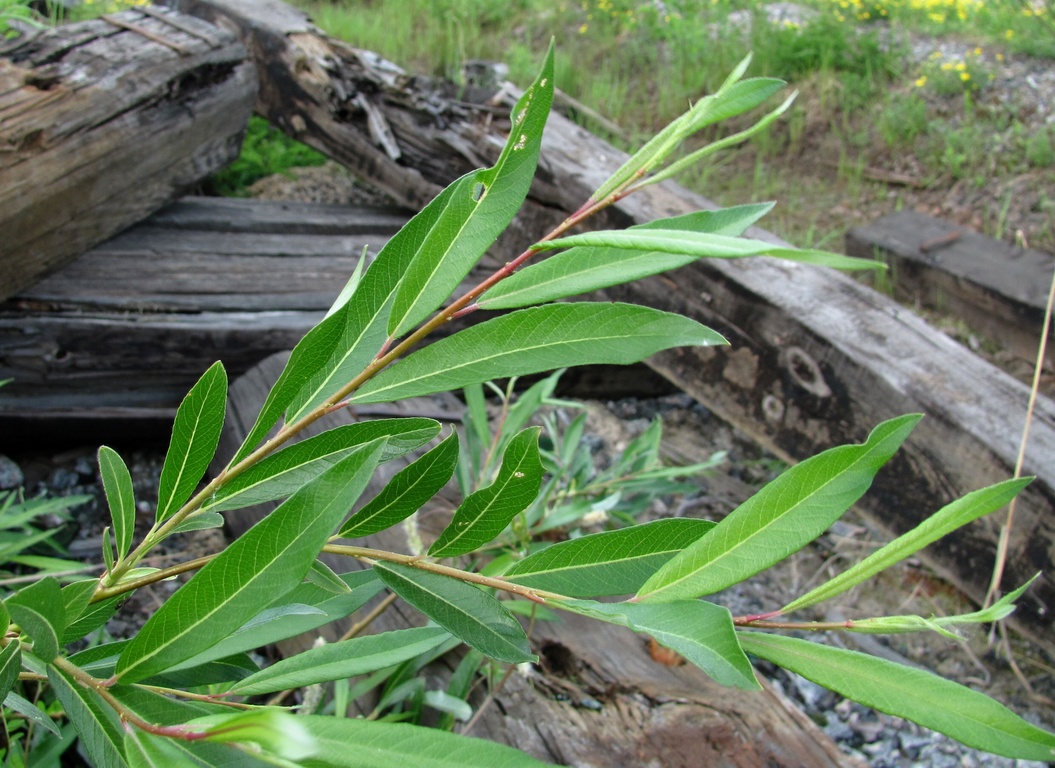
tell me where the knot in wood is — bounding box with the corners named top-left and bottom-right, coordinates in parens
top-left (781, 346), bottom-right (832, 398)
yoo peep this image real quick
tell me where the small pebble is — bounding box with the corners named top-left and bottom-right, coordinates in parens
top-left (0, 454), bottom-right (24, 489)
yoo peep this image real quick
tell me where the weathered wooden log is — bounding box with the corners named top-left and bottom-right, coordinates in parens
top-left (0, 197), bottom-right (409, 443)
top-left (846, 210), bottom-right (1055, 367)
top-left (0, 6), bottom-right (256, 301)
top-left (215, 352), bottom-right (859, 768)
top-left (171, 0), bottom-right (1055, 647)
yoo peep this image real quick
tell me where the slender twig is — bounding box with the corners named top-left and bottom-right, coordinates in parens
top-left (339, 592), bottom-right (399, 643)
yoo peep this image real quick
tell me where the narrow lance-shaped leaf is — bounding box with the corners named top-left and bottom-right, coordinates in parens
top-left (156, 361), bottom-right (227, 522)
top-left (562, 598), bottom-right (759, 690)
top-left (98, 446), bottom-right (135, 559)
top-left (299, 715), bottom-right (552, 768)
top-left (505, 518), bottom-right (716, 597)
top-left (48, 664), bottom-right (128, 768)
top-left (116, 440), bottom-right (388, 683)
top-left (0, 641), bottom-right (20, 702)
top-left (229, 627), bottom-right (451, 695)
top-left (430, 428), bottom-right (542, 557)
top-left (387, 42), bottom-right (555, 337)
top-left (782, 477), bottom-right (1032, 614)
top-left (205, 418), bottom-right (440, 513)
top-left (739, 632), bottom-right (1055, 761)
top-left (480, 204), bottom-right (780, 310)
top-left (4, 692), bottom-right (61, 737)
top-left (533, 229), bottom-right (879, 270)
top-left (637, 414), bottom-right (921, 603)
top-left (373, 562), bottom-right (535, 664)
top-left (340, 431), bottom-right (459, 539)
top-left (7, 577), bottom-right (65, 662)
top-left (352, 303), bottom-right (726, 405)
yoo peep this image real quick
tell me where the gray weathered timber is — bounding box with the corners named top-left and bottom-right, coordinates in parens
top-left (172, 0), bottom-right (1055, 646)
top-left (216, 352), bottom-right (858, 768)
top-left (846, 210), bottom-right (1055, 365)
top-left (0, 198), bottom-right (409, 441)
top-left (0, 6), bottom-right (256, 301)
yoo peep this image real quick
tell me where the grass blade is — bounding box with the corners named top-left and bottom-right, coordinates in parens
top-left (429, 428), bottom-right (542, 557)
top-left (637, 415), bottom-right (921, 602)
top-left (505, 518), bottom-right (715, 597)
top-left (374, 562), bottom-right (534, 663)
top-left (740, 632), bottom-right (1055, 761)
top-left (782, 477), bottom-right (1032, 614)
top-left (340, 431), bottom-right (459, 539)
top-left (116, 441), bottom-right (387, 683)
top-left (563, 599), bottom-right (759, 690)
top-left (156, 361), bottom-right (227, 523)
top-left (98, 446), bottom-right (136, 559)
top-left (352, 303), bottom-right (726, 405)
top-left (229, 627), bottom-right (450, 695)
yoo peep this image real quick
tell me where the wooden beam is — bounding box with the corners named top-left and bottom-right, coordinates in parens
top-left (0, 7), bottom-right (256, 301)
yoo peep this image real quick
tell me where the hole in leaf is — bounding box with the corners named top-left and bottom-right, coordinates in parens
top-left (472, 182), bottom-right (486, 202)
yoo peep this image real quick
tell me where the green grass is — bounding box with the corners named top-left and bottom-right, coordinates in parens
top-left (209, 116), bottom-right (327, 197)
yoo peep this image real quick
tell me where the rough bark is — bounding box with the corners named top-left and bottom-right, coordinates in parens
top-left (0, 6), bottom-right (256, 300)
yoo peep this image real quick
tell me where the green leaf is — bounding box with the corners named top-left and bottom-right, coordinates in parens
top-left (229, 627), bottom-right (451, 695)
top-left (782, 477), bottom-right (1032, 614)
top-left (739, 632), bottom-right (1055, 761)
top-left (299, 715), bottom-right (551, 768)
top-left (62, 579), bottom-right (120, 644)
top-left (156, 361), bottom-right (227, 522)
top-left (7, 577), bottom-right (65, 661)
top-left (48, 664), bottom-right (128, 768)
top-left (532, 229), bottom-right (880, 271)
top-left (387, 43), bottom-right (554, 337)
top-left (0, 640), bottom-right (20, 702)
top-left (373, 562), bottom-right (535, 664)
top-left (169, 571), bottom-right (384, 670)
top-left (4, 691), bottom-right (62, 737)
top-left (430, 428), bottom-right (542, 557)
top-left (143, 654), bottom-right (259, 689)
top-left (352, 303), bottom-right (726, 405)
top-left (98, 446), bottom-right (136, 559)
top-left (505, 518), bottom-right (716, 597)
top-left (480, 205), bottom-right (773, 310)
top-left (193, 709), bottom-right (317, 760)
top-left (637, 415), bottom-right (921, 602)
top-left (206, 419), bottom-right (439, 513)
top-left (169, 512), bottom-right (225, 534)
top-left (116, 441), bottom-right (388, 683)
top-left (562, 598), bottom-right (759, 690)
top-left (340, 431), bottom-right (459, 539)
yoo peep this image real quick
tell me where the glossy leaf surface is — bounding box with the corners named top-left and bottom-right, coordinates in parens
top-left (352, 304), bottom-right (726, 405)
top-left (505, 518), bottom-right (715, 597)
top-left (430, 428), bottom-right (542, 557)
top-left (98, 446), bottom-right (135, 559)
top-left (638, 415), bottom-right (921, 602)
top-left (740, 632), bottom-right (1055, 761)
top-left (156, 361), bottom-right (227, 522)
top-left (116, 441), bottom-right (387, 683)
top-left (374, 562), bottom-right (534, 663)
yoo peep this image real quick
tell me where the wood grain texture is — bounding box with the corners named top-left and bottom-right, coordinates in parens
top-left (0, 6), bottom-right (256, 300)
top-left (216, 352), bottom-right (857, 768)
top-left (171, 0), bottom-right (1055, 646)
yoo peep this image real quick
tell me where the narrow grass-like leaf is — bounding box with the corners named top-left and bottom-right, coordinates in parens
top-left (480, 206), bottom-right (773, 309)
top-left (206, 419), bottom-right (439, 513)
top-left (98, 446), bottom-right (135, 559)
top-left (341, 431), bottom-right (459, 539)
top-left (116, 441), bottom-right (387, 683)
top-left (563, 598), bottom-right (758, 690)
top-left (739, 632), bottom-right (1055, 761)
top-left (229, 627), bottom-right (450, 695)
top-left (638, 415), bottom-right (921, 602)
top-left (533, 229), bottom-right (879, 271)
top-left (156, 361), bottom-right (227, 522)
top-left (48, 664), bottom-right (128, 768)
top-left (505, 519), bottom-right (715, 597)
top-left (299, 716), bottom-right (550, 768)
top-left (0, 641), bottom-right (20, 702)
top-left (8, 577), bottom-right (64, 661)
top-left (374, 562), bottom-right (534, 663)
top-left (388, 43), bottom-right (554, 337)
top-left (782, 477), bottom-right (1032, 614)
top-left (352, 304), bottom-right (726, 405)
top-left (430, 428), bottom-right (542, 557)
top-left (169, 571), bottom-right (383, 670)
